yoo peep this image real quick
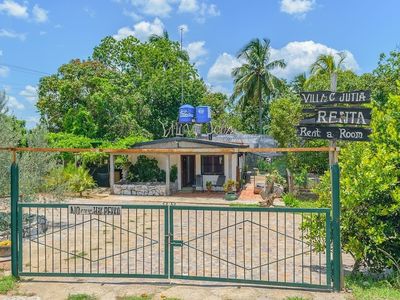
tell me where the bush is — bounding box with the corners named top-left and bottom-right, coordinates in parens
top-left (302, 91), bottom-right (400, 272)
top-left (46, 164), bottom-right (96, 197)
top-left (257, 159), bottom-right (269, 173)
top-left (170, 165), bottom-right (178, 182)
top-left (283, 193), bottom-right (300, 207)
top-left (127, 155), bottom-right (164, 182)
top-left (64, 164), bottom-right (96, 196)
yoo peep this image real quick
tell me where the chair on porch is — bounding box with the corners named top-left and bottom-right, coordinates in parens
top-left (212, 175), bottom-right (226, 191)
top-left (192, 174), bottom-right (204, 192)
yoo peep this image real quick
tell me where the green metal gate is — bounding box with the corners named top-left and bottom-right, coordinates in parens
top-left (15, 202), bottom-right (332, 290)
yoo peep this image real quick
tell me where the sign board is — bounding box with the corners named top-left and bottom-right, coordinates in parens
top-left (301, 107), bottom-right (371, 125)
top-left (300, 90), bottom-right (370, 105)
top-left (297, 125), bottom-right (371, 141)
top-left (69, 205), bottom-right (121, 215)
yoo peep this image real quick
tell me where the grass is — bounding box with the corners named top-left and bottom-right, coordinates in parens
top-left (346, 273), bottom-right (400, 300)
top-left (282, 193), bottom-right (318, 208)
top-left (0, 275), bottom-right (17, 295)
top-left (67, 294), bottom-right (97, 300)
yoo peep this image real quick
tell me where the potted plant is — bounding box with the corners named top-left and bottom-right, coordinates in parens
top-left (206, 181), bottom-right (212, 193)
top-left (0, 240), bottom-right (11, 257)
top-left (223, 179), bottom-right (238, 200)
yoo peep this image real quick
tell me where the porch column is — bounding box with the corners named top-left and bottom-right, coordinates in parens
top-left (165, 154), bottom-right (171, 195)
top-left (228, 154), bottom-right (233, 180)
top-left (109, 154), bottom-right (115, 194)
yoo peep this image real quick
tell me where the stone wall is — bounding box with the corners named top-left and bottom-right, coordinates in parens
top-left (113, 182), bottom-right (178, 196)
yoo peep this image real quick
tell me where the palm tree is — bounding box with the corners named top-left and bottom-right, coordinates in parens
top-left (231, 38), bottom-right (286, 134)
top-left (292, 73), bottom-right (307, 93)
top-left (148, 30), bottom-right (170, 43)
top-left (309, 52), bottom-right (346, 90)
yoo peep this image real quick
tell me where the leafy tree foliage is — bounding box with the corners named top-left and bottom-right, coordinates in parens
top-left (231, 38), bottom-right (286, 134)
top-left (37, 59), bottom-right (151, 140)
top-left (304, 88), bottom-right (400, 272)
top-left (92, 36), bottom-right (207, 137)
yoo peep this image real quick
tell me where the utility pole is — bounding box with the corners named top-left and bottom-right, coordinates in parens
top-left (180, 26), bottom-right (184, 105)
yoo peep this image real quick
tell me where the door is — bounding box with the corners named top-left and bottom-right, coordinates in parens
top-left (181, 155), bottom-right (195, 187)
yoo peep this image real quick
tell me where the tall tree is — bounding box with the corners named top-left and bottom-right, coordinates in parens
top-left (231, 38), bottom-right (286, 134)
top-left (309, 52), bottom-right (346, 90)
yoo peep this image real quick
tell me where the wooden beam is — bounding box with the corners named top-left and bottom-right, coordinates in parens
top-left (0, 146), bottom-right (336, 154)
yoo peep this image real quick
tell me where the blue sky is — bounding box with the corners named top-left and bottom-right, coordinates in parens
top-left (0, 0), bottom-right (399, 127)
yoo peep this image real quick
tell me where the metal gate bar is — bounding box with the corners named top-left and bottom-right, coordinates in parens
top-left (169, 206), bottom-right (331, 289)
top-left (16, 203), bottom-right (332, 289)
top-left (17, 203), bottom-right (168, 278)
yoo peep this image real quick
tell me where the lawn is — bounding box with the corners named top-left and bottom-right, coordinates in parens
top-left (0, 275), bottom-right (16, 295)
top-left (346, 273), bottom-right (400, 300)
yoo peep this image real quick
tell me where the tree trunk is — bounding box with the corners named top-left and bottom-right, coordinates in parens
top-left (258, 91), bottom-right (263, 134)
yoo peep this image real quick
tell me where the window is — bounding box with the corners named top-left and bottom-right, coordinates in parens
top-left (201, 155), bottom-right (224, 175)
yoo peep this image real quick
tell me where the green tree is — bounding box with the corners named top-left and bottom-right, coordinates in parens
top-left (37, 59), bottom-right (150, 140)
top-left (303, 87), bottom-right (400, 272)
top-left (92, 36), bottom-right (207, 137)
top-left (310, 52), bottom-right (346, 77)
top-left (231, 38), bottom-right (286, 134)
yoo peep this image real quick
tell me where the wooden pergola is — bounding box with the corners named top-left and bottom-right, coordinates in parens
top-left (0, 146), bottom-right (336, 195)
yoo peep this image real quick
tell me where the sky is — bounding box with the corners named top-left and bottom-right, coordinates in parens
top-left (0, 0), bottom-right (399, 127)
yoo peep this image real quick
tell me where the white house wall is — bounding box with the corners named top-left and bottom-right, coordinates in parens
top-left (128, 153), bottom-right (238, 191)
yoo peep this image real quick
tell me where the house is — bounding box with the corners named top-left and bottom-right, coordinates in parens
top-left (109, 137), bottom-right (249, 196)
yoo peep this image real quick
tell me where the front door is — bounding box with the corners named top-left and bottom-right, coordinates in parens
top-left (181, 155), bottom-right (195, 187)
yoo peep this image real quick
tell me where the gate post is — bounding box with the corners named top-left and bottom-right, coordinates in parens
top-left (331, 163), bottom-right (341, 291)
top-left (10, 160), bottom-right (19, 278)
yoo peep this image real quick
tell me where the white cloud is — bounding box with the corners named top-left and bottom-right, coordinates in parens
top-left (280, 0), bottom-right (315, 16)
top-left (19, 85), bottom-right (38, 103)
top-left (177, 0), bottom-right (219, 22)
top-left (208, 84), bottom-right (230, 95)
top-left (0, 0), bottom-right (28, 18)
top-left (123, 9), bottom-right (142, 21)
top-left (269, 40), bottom-right (359, 79)
top-left (7, 95), bottom-right (24, 110)
top-left (32, 4), bottom-right (48, 22)
top-left (0, 65), bottom-right (9, 77)
top-left (130, 0), bottom-right (172, 17)
top-left (178, 0), bottom-right (198, 13)
top-left (186, 41), bottom-right (207, 65)
top-left (113, 17), bottom-right (164, 41)
top-left (178, 24), bottom-right (189, 33)
top-left (207, 53), bottom-right (241, 84)
top-left (0, 28), bottom-right (26, 40)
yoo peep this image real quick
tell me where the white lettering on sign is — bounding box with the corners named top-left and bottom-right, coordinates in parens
top-left (69, 205), bottom-right (121, 215)
top-left (339, 128), bottom-right (364, 139)
top-left (299, 126), bottom-right (321, 138)
top-left (316, 109), bottom-right (369, 125)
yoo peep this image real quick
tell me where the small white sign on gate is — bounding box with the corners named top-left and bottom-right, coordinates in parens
top-left (68, 205), bottom-right (121, 215)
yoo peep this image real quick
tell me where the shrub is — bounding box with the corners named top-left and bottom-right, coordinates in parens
top-left (283, 193), bottom-right (300, 207)
top-left (64, 164), bottom-right (96, 196)
top-left (257, 159), bottom-right (269, 173)
top-left (223, 179), bottom-right (237, 193)
top-left (127, 155), bottom-right (164, 182)
top-left (302, 91), bottom-right (400, 272)
top-left (170, 165), bottom-right (178, 182)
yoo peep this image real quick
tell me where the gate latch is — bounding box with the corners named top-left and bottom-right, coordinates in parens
top-left (171, 240), bottom-right (184, 247)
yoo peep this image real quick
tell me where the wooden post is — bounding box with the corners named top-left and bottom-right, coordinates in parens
top-left (165, 154), bottom-right (171, 196)
top-left (109, 154), bottom-right (114, 194)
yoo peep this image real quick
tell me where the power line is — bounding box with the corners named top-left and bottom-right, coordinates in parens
top-left (0, 63), bottom-right (52, 76)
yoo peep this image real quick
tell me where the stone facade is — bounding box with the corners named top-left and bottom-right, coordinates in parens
top-left (113, 182), bottom-right (178, 196)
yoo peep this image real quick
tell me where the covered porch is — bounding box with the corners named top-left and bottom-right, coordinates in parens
top-left (108, 137), bottom-right (249, 196)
